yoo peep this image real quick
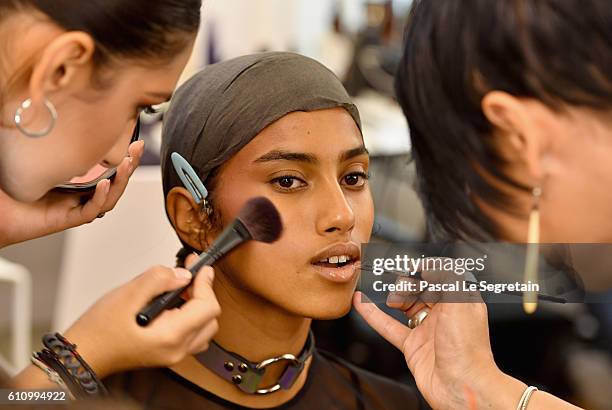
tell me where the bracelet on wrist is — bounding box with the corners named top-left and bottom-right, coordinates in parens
top-left (33, 332), bottom-right (108, 399)
top-left (516, 386), bottom-right (539, 410)
top-left (34, 349), bottom-right (82, 398)
top-left (30, 353), bottom-right (75, 399)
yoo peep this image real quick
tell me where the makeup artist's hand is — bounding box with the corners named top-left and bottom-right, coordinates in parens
top-left (0, 140), bottom-right (144, 249)
top-left (353, 270), bottom-right (524, 410)
top-left (57, 260), bottom-right (221, 379)
top-left (14, 259), bottom-right (221, 389)
top-left (353, 269), bottom-right (583, 410)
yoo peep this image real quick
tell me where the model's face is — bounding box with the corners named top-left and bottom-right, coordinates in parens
top-left (206, 108), bottom-right (374, 319)
top-left (0, 36), bottom-right (194, 202)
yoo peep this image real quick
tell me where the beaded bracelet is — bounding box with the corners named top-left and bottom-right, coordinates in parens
top-left (34, 332), bottom-right (108, 398)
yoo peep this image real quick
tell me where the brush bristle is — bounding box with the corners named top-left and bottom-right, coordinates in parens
top-left (237, 197), bottom-right (283, 243)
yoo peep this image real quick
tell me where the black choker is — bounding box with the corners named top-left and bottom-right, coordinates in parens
top-left (194, 331), bottom-right (315, 395)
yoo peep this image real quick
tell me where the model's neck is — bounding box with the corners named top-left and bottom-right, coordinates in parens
top-left (213, 271), bottom-right (312, 360)
top-left (170, 270), bottom-right (312, 408)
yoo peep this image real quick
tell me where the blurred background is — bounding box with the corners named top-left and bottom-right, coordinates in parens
top-left (1, 1), bottom-right (611, 409)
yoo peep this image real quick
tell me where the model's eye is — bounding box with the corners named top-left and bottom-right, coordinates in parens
top-left (270, 175), bottom-right (307, 191)
top-left (278, 177), bottom-right (295, 188)
top-left (342, 172), bottom-right (369, 187)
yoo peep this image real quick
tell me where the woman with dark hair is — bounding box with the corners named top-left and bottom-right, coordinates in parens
top-left (0, 0), bottom-right (220, 396)
top-left (354, 0), bottom-right (610, 408)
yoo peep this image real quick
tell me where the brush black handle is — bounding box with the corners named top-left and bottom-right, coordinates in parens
top-left (136, 250), bottom-right (215, 327)
top-left (136, 289), bottom-right (186, 326)
top-left (135, 220), bottom-right (252, 327)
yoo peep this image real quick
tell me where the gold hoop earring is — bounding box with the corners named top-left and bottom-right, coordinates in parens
top-left (14, 98), bottom-right (58, 138)
top-left (523, 186), bottom-right (541, 314)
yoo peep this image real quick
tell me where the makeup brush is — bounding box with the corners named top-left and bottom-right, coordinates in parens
top-left (136, 197), bottom-right (283, 326)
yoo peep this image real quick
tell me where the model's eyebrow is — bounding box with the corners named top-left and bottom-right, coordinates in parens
top-left (340, 146), bottom-right (369, 162)
top-left (254, 150), bottom-right (318, 164)
top-left (253, 146), bottom-right (370, 165)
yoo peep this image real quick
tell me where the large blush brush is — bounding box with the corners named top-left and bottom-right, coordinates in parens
top-left (136, 196), bottom-right (283, 326)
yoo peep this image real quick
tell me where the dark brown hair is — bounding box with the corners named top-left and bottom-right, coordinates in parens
top-left (395, 0), bottom-right (612, 241)
top-left (1, 0), bottom-right (201, 63)
top-left (0, 0), bottom-right (201, 113)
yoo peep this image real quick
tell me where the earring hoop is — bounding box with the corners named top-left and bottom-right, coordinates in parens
top-left (14, 98), bottom-right (58, 138)
top-left (523, 186), bottom-right (541, 314)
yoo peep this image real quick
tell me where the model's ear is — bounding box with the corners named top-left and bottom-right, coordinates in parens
top-left (166, 187), bottom-right (214, 250)
top-left (28, 31), bottom-right (96, 104)
top-left (481, 91), bottom-right (546, 181)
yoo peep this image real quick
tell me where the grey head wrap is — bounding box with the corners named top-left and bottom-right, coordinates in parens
top-left (161, 51), bottom-right (361, 200)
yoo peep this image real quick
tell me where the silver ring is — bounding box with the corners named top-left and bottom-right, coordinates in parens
top-left (14, 98), bottom-right (58, 138)
top-left (254, 354), bottom-right (300, 394)
top-left (407, 309), bottom-right (429, 329)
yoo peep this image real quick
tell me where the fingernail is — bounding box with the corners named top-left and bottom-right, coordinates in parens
top-left (183, 253), bottom-right (197, 267)
top-left (386, 294), bottom-right (404, 305)
top-left (204, 266), bottom-right (215, 281)
top-left (103, 180), bottom-right (111, 194)
top-left (173, 268), bottom-right (192, 280)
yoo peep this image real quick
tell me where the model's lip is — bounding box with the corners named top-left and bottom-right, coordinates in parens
top-left (311, 260), bottom-right (361, 283)
top-left (310, 243), bottom-right (361, 264)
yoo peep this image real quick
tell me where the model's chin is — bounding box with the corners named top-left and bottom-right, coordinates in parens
top-left (298, 291), bottom-right (355, 320)
top-left (310, 302), bottom-right (353, 320)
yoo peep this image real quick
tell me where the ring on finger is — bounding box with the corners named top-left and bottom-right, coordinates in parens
top-left (407, 308), bottom-right (430, 329)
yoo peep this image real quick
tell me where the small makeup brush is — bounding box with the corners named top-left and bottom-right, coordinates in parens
top-left (136, 197), bottom-right (283, 326)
